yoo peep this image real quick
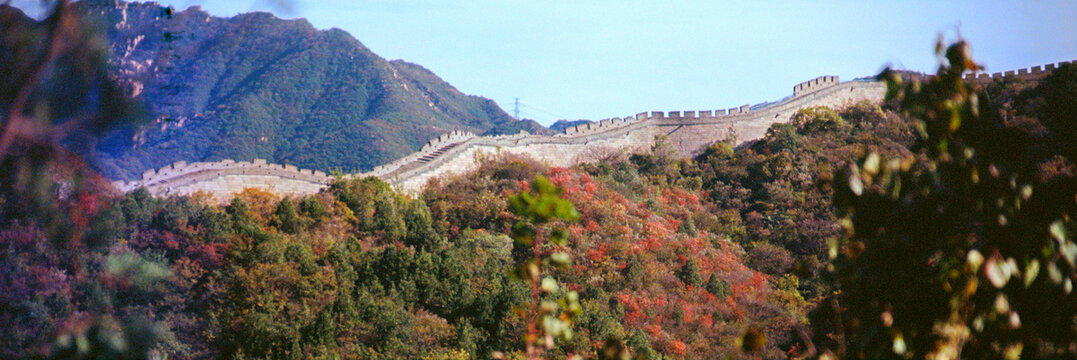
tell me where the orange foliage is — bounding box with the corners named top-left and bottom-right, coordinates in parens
top-left (668, 339), bottom-right (687, 356)
top-left (234, 188), bottom-right (281, 223)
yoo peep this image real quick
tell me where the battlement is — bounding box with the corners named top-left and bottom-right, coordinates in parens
top-left (417, 130), bottom-right (475, 153)
top-left (117, 158), bottom-right (331, 192)
top-left (364, 130), bottom-right (476, 178)
top-left (896, 59), bottom-right (1075, 84)
top-left (793, 75), bottom-right (840, 97)
top-left (966, 59), bottom-right (1073, 82)
top-left (114, 57), bottom-right (1072, 198)
top-left (561, 116), bottom-right (635, 136)
top-left (559, 104), bottom-right (753, 137)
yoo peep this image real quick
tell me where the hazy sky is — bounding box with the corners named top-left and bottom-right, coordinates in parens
top-left (15, 1), bottom-right (1077, 125)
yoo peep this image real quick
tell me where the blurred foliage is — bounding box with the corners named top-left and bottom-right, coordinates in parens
top-left (823, 39), bottom-right (1077, 359)
top-left (504, 176), bottom-right (582, 359)
top-left (0, 1), bottom-right (160, 359)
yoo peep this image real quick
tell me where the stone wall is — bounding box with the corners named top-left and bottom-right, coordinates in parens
top-left (379, 79), bottom-right (886, 193)
top-left (793, 75), bottom-right (840, 96)
top-left (364, 130), bottom-right (475, 178)
top-left (113, 59), bottom-right (1073, 199)
top-left (900, 59), bottom-right (1075, 83)
top-left (113, 159), bottom-right (332, 203)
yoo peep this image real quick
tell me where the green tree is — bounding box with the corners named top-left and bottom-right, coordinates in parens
top-left (705, 274), bottom-right (731, 299)
top-left (622, 256), bottom-right (645, 290)
top-left (272, 197), bottom-right (301, 233)
top-left (677, 258), bottom-right (702, 288)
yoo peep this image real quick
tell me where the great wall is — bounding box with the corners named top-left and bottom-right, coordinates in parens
top-left (112, 60), bottom-right (1074, 201)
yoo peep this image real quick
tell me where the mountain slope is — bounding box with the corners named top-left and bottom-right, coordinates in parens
top-left (549, 119), bottom-right (593, 132)
top-left (76, 0), bottom-right (550, 179)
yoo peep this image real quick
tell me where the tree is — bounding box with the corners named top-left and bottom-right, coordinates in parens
top-left (822, 39), bottom-right (1077, 359)
top-left (705, 274), bottom-right (731, 299)
top-left (271, 197), bottom-right (301, 233)
top-left (677, 258), bottom-right (702, 288)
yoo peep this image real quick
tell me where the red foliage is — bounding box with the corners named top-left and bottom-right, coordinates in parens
top-left (515, 164), bottom-right (805, 357)
top-left (586, 243), bottom-right (609, 264)
top-left (668, 339), bottom-right (687, 356)
top-left (645, 323), bottom-right (664, 338)
top-left (129, 230), bottom-right (228, 268)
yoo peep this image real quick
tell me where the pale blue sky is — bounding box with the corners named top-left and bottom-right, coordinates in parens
top-left (15, 1), bottom-right (1077, 125)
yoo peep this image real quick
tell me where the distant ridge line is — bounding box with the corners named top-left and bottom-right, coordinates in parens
top-left (115, 59), bottom-right (1074, 200)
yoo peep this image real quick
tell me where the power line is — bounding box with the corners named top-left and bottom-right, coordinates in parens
top-left (504, 98), bottom-right (573, 123)
top-left (519, 103), bottom-right (570, 120)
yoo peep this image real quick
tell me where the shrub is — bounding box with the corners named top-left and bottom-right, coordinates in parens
top-left (746, 241), bottom-right (794, 276)
top-left (792, 106), bottom-right (845, 134)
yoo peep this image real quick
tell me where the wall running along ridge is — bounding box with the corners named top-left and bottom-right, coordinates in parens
top-left (113, 159), bottom-right (332, 201)
top-left (115, 60), bottom-right (1074, 200)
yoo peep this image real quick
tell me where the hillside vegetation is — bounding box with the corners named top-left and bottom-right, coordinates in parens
top-left (2, 2), bottom-right (1076, 358)
top-left (65, 0), bottom-right (551, 179)
top-left (8, 52), bottom-right (1075, 358)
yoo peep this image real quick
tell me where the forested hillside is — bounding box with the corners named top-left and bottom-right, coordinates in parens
top-left (8, 51), bottom-right (1073, 358)
top-left (66, 0), bottom-right (550, 179)
top-left (2, 1), bottom-right (1076, 358)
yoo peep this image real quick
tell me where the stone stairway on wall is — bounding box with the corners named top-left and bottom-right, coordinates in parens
top-left (419, 143), bottom-right (460, 162)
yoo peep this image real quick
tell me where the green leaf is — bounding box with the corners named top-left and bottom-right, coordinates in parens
top-left (550, 252), bottom-right (572, 266)
top-left (1047, 262), bottom-right (1063, 284)
top-left (1054, 221), bottom-right (1077, 266)
top-left (106, 253), bottom-right (171, 288)
top-left (533, 176), bottom-right (558, 196)
top-left (1063, 242), bottom-right (1077, 267)
top-left (1024, 260), bottom-right (1040, 287)
top-left (1050, 220), bottom-right (1067, 243)
top-left (550, 229), bottom-right (568, 246)
top-left (540, 277), bottom-right (559, 293)
top-left (863, 153), bottom-right (880, 175)
top-left (848, 172), bottom-right (864, 196)
top-left (985, 257), bottom-right (1009, 288)
top-left (554, 201), bottom-right (580, 222)
top-left (511, 222), bottom-right (536, 246)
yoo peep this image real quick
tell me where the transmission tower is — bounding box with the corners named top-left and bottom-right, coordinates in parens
top-left (514, 97), bottom-right (520, 119)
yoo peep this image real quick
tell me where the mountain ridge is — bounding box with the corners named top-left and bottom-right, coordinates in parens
top-left (67, 0), bottom-right (552, 179)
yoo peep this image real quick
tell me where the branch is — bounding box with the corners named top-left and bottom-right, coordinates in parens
top-left (791, 324), bottom-right (817, 360)
top-left (0, 0), bottom-right (71, 158)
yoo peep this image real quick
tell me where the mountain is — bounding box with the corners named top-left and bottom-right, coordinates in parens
top-left (71, 0), bottom-right (551, 179)
top-left (549, 119), bottom-right (593, 132)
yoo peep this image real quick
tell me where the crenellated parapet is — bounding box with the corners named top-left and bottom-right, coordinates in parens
top-left (112, 158), bottom-right (333, 202)
top-left (361, 130), bottom-right (475, 178)
top-left (969, 59), bottom-right (1074, 82)
top-left (897, 59), bottom-right (1075, 84)
top-left (417, 130), bottom-right (476, 153)
top-left (558, 104), bottom-right (754, 137)
top-left (113, 58), bottom-right (1072, 198)
top-left (794, 75), bottom-right (840, 97)
top-left (116, 158), bottom-right (331, 190)
top-left (559, 116), bottom-right (636, 136)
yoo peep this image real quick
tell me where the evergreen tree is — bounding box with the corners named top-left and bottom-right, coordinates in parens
top-left (678, 258), bottom-right (702, 288)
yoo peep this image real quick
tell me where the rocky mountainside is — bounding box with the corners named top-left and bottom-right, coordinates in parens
top-left (68, 0), bottom-right (550, 179)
